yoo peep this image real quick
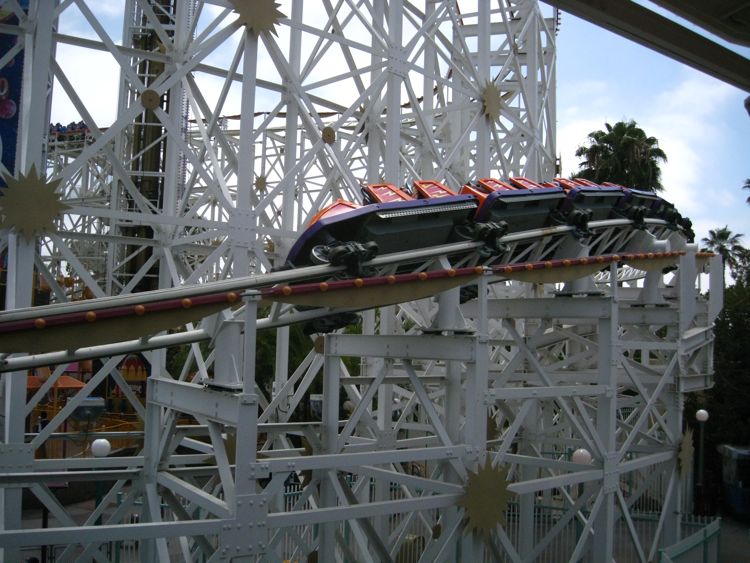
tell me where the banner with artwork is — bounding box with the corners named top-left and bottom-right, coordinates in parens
top-left (0, 2), bottom-right (28, 188)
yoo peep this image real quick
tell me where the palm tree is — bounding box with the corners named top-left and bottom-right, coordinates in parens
top-left (743, 178), bottom-right (750, 205)
top-left (702, 226), bottom-right (745, 284)
top-left (574, 120), bottom-right (667, 191)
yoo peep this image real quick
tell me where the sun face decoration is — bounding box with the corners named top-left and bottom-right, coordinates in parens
top-left (458, 458), bottom-right (513, 536)
top-left (0, 165), bottom-right (68, 240)
top-left (228, 0), bottom-right (285, 38)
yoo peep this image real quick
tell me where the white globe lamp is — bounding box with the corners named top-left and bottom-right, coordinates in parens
top-left (91, 438), bottom-right (111, 458)
top-left (571, 448), bottom-right (592, 465)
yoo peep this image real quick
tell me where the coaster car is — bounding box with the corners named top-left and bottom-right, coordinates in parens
top-left (601, 181), bottom-right (693, 240)
top-left (284, 177), bottom-right (694, 273)
top-left (285, 182), bottom-right (479, 272)
top-left (460, 177), bottom-right (566, 233)
top-left (552, 178), bottom-right (627, 224)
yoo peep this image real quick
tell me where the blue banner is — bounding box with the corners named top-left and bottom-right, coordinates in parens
top-left (0, 3), bottom-right (28, 188)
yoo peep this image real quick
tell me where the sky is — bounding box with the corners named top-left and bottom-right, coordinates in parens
top-left (554, 11), bottom-right (750, 251)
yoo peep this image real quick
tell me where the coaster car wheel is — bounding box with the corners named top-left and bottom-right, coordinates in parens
top-left (328, 241), bottom-right (378, 266)
top-left (312, 241), bottom-right (379, 275)
top-left (473, 221), bottom-right (508, 253)
top-left (454, 223), bottom-right (476, 241)
top-left (310, 245), bottom-right (332, 265)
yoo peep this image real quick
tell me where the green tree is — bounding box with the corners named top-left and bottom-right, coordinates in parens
top-left (734, 247), bottom-right (750, 286)
top-left (701, 226), bottom-right (745, 284)
top-left (686, 271), bottom-right (750, 513)
top-left (573, 120), bottom-right (667, 191)
top-left (743, 178), bottom-right (750, 205)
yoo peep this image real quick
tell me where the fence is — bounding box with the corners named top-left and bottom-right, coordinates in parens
top-left (659, 518), bottom-right (721, 563)
top-left (275, 484), bottom-right (719, 563)
top-left (24, 485), bottom-right (721, 562)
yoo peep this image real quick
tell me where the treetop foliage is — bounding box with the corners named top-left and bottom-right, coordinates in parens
top-left (573, 120), bottom-right (667, 192)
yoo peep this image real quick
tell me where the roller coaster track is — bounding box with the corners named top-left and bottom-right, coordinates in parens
top-left (0, 217), bottom-right (691, 372)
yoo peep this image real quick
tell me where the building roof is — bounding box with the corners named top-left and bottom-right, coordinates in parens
top-left (27, 375), bottom-right (86, 390)
top-left (651, 0), bottom-right (750, 47)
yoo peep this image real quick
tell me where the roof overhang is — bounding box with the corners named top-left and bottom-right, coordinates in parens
top-left (543, 0), bottom-right (750, 92)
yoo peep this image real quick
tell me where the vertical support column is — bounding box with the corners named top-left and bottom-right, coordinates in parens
top-left (523, 1), bottom-right (540, 179)
top-left (678, 246), bottom-right (698, 333)
top-left (274, 0), bottom-right (304, 418)
top-left (541, 402), bottom-right (555, 505)
top-left (518, 401), bottom-right (539, 560)
top-left (1, 5), bottom-right (54, 560)
top-left (474, 274), bottom-right (490, 474)
top-left (384, 0), bottom-right (403, 183)
top-left (434, 286), bottom-right (461, 332)
top-left (420, 0), bottom-right (437, 178)
top-left (241, 296), bottom-right (258, 404)
top-left (375, 305), bottom-right (395, 537)
top-left (0, 235), bottom-right (33, 558)
top-left (214, 320), bottom-right (244, 389)
top-left (281, 0), bottom-right (302, 240)
top-left (233, 26), bottom-right (259, 276)
top-left (217, 294), bottom-right (260, 561)
top-left (107, 0), bottom-right (136, 295)
top-left (476, 0), bottom-right (491, 177)
top-left (463, 329), bottom-right (489, 560)
top-left (662, 389), bottom-right (683, 547)
top-left (4, 0), bottom-right (53, 305)
top-left (232, 391), bottom-right (260, 561)
top-left (707, 254), bottom-right (723, 324)
top-left (442, 302), bottom-right (461, 455)
top-left (142, 381), bottom-right (169, 561)
top-left (433, 289), bottom-right (468, 561)
top-left (450, 13), bottom-right (468, 182)
top-left (319, 338), bottom-right (342, 561)
top-left (157, 1), bottom-right (190, 294)
top-left (243, 297), bottom-right (259, 537)
top-left (367, 0), bottom-right (384, 182)
top-left (548, 9), bottom-right (558, 179)
top-left (592, 266), bottom-right (619, 561)
top-left (359, 309), bottom-right (378, 517)
top-left (16, 1), bottom-right (52, 173)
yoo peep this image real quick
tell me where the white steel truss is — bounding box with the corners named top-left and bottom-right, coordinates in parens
top-left (0, 1), bottom-right (720, 562)
top-left (0, 248), bottom-right (721, 561)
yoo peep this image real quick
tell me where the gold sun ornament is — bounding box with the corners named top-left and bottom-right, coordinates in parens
top-left (0, 165), bottom-right (68, 241)
top-left (482, 82), bottom-right (503, 122)
top-left (228, 0), bottom-right (285, 38)
top-left (678, 427), bottom-right (695, 478)
top-left (458, 457), bottom-right (514, 536)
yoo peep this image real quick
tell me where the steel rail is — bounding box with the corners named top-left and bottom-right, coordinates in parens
top-left (1, 218), bottom-right (665, 324)
top-left (0, 217), bottom-right (690, 373)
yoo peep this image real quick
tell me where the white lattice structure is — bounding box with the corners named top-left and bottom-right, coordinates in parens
top-left (0, 1), bottom-right (719, 562)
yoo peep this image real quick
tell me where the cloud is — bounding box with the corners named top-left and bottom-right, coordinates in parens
top-left (642, 74), bottom-right (735, 213)
top-left (557, 80), bottom-right (620, 176)
top-left (557, 68), bottom-right (748, 245)
top-left (51, 44), bottom-right (120, 126)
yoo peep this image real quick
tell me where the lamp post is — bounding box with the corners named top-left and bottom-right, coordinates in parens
top-left (695, 409), bottom-right (709, 513)
top-left (91, 438), bottom-right (111, 526)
